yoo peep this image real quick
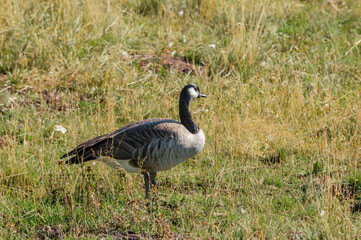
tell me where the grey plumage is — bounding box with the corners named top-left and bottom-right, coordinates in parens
top-left (60, 84), bottom-right (206, 197)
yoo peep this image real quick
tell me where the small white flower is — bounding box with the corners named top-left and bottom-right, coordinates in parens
top-left (320, 210), bottom-right (325, 216)
top-left (171, 51), bottom-right (176, 56)
top-left (168, 42), bottom-right (173, 47)
top-left (241, 208), bottom-right (246, 214)
top-left (99, 184), bottom-right (103, 188)
top-left (53, 125), bottom-right (67, 134)
top-left (260, 61), bottom-right (267, 67)
top-left (121, 51), bottom-right (128, 56)
top-left (92, 162), bottom-right (96, 165)
top-left (208, 44), bottom-right (216, 49)
top-left (182, 35), bottom-right (186, 43)
top-left (178, 10), bottom-right (184, 16)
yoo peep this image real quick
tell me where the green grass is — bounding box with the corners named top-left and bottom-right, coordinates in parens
top-left (1, 0), bottom-right (361, 238)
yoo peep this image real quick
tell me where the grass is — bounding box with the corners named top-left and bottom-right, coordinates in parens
top-left (1, 0), bottom-right (361, 238)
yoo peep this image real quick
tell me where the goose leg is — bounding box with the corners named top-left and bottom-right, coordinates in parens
top-left (150, 171), bottom-right (157, 187)
top-left (142, 172), bottom-right (150, 198)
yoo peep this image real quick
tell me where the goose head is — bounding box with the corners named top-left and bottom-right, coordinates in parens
top-left (181, 84), bottom-right (207, 100)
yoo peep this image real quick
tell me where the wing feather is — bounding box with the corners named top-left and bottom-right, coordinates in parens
top-left (60, 118), bottom-right (179, 165)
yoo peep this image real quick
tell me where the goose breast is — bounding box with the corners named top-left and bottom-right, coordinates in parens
top-left (129, 122), bottom-right (205, 172)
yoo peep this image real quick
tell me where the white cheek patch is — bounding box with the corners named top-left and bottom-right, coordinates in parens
top-left (188, 87), bottom-right (199, 100)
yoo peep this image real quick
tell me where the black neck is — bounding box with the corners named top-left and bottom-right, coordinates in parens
top-left (179, 94), bottom-right (199, 134)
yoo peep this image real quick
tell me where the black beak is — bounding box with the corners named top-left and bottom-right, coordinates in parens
top-left (199, 93), bottom-right (207, 98)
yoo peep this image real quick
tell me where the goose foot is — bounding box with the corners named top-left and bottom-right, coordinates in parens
top-left (150, 171), bottom-right (157, 187)
top-left (142, 171), bottom-right (158, 198)
top-left (142, 172), bottom-right (150, 198)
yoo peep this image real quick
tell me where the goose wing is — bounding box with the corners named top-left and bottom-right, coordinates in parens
top-left (60, 118), bottom-right (179, 165)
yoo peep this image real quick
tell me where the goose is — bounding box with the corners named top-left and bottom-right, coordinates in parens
top-left (60, 84), bottom-right (206, 197)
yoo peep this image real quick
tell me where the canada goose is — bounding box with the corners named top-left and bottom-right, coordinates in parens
top-left (60, 84), bottom-right (206, 197)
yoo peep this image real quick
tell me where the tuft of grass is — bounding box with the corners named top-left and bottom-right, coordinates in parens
top-left (347, 172), bottom-right (361, 193)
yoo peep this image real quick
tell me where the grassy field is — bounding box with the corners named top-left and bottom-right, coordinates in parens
top-left (1, 0), bottom-right (361, 238)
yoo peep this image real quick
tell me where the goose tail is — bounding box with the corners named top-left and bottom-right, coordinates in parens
top-left (59, 138), bottom-right (112, 165)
